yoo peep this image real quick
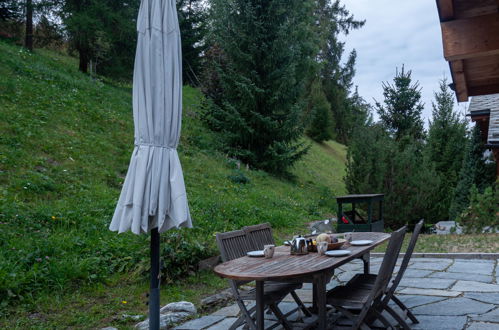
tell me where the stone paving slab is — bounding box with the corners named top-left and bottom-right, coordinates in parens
top-left (211, 304), bottom-right (240, 317)
top-left (174, 315), bottom-right (225, 330)
top-left (409, 261), bottom-right (451, 271)
top-left (466, 321), bottom-right (499, 330)
top-left (429, 271), bottom-right (494, 283)
top-left (205, 317), bottom-right (238, 330)
top-left (452, 280), bottom-right (499, 292)
top-left (401, 269), bottom-right (434, 278)
top-left (447, 261), bottom-right (495, 275)
top-left (399, 277), bottom-right (456, 289)
top-left (409, 315), bottom-right (467, 329)
top-left (397, 287), bottom-right (462, 297)
top-left (389, 295), bottom-right (446, 308)
top-left (411, 297), bottom-right (494, 316)
top-left (465, 292), bottom-right (499, 305)
top-left (471, 307), bottom-right (499, 323)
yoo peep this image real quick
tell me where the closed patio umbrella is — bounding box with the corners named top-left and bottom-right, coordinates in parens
top-left (109, 0), bottom-right (192, 328)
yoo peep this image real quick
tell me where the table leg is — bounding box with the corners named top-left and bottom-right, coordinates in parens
top-left (362, 251), bottom-right (370, 274)
top-left (314, 273), bottom-right (327, 330)
top-left (256, 280), bottom-right (264, 330)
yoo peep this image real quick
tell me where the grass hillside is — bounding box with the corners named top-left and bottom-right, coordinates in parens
top-left (0, 40), bottom-right (347, 328)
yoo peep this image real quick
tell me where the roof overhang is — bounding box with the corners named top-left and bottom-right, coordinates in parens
top-left (436, 0), bottom-right (499, 102)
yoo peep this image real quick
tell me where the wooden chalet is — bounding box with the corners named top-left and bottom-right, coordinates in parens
top-left (436, 0), bottom-right (499, 178)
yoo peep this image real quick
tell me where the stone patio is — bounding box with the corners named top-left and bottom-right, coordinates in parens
top-left (175, 258), bottom-right (499, 329)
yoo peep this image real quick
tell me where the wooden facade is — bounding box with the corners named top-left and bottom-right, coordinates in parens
top-left (468, 94), bottom-right (499, 177)
top-left (436, 0), bottom-right (499, 178)
top-left (436, 0), bottom-right (499, 102)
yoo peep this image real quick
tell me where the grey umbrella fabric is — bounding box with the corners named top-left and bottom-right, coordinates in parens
top-left (110, 0), bottom-right (191, 235)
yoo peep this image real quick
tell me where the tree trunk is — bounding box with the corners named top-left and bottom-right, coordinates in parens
top-left (79, 49), bottom-right (89, 73)
top-left (25, 0), bottom-right (33, 51)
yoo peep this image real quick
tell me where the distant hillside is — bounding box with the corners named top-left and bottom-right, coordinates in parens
top-left (0, 39), bottom-right (347, 306)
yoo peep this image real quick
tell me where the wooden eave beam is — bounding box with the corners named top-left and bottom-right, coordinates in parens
top-left (436, 0), bottom-right (454, 22)
top-left (450, 60), bottom-right (469, 102)
top-left (441, 13), bottom-right (499, 61)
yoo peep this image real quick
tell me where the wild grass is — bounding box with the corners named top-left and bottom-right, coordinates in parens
top-left (0, 39), bottom-right (347, 327)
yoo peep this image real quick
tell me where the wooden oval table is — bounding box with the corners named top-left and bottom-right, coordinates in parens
top-left (214, 232), bottom-right (390, 330)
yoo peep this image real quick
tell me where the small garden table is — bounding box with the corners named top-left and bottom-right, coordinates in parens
top-left (214, 232), bottom-right (391, 330)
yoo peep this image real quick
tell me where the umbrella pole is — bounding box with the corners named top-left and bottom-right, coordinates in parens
top-left (149, 227), bottom-right (160, 330)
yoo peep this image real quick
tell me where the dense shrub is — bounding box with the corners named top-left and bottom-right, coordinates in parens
top-left (457, 182), bottom-right (498, 234)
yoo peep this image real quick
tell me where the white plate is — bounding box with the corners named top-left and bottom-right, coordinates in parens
top-left (325, 250), bottom-right (351, 257)
top-left (247, 250), bottom-right (265, 257)
top-left (350, 240), bottom-right (373, 246)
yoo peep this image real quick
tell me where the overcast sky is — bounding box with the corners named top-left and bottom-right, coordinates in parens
top-left (342, 0), bottom-right (468, 123)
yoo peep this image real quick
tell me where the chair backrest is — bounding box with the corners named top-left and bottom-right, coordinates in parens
top-left (352, 226), bottom-right (406, 329)
top-left (243, 222), bottom-right (275, 250)
top-left (370, 226), bottom-right (407, 299)
top-left (216, 229), bottom-right (253, 262)
top-left (385, 219), bottom-right (424, 296)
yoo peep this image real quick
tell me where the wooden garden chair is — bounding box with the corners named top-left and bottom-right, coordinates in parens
top-left (216, 229), bottom-right (302, 330)
top-left (243, 223), bottom-right (312, 318)
top-left (326, 226), bottom-right (407, 330)
top-left (346, 219), bottom-right (424, 328)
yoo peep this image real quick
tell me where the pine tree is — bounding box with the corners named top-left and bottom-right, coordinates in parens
top-left (206, 0), bottom-right (318, 174)
top-left (425, 79), bottom-right (467, 220)
top-left (375, 66), bottom-right (425, 141)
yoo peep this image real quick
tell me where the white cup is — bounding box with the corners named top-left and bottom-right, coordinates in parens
top-left (264, 244), bottom-right (275, 258)
top-left (317, 241), bottom-right (328, 255)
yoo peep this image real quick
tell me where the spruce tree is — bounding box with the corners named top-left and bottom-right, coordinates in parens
top-left (314, 0), bottom-right (365, 144)
top-left (307, 80), bottom-right (333, 142)
top-left (375, 66), bottom-right (425, 141)
top-left (425, 79), bottom-right (467, 220)
top-left (177, 0), bottom-right (207, 86)
top-left (207, 0), bottom-right (318, 174)
top-left (450, 125), bottom-right (496, 219)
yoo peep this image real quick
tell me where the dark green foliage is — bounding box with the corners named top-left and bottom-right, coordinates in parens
top-left (425, 79), bottom-right (467, 221)
top-left (177, 0), bottom-right (207, 86)
top-left (375, 66), bottom-right (425, 141)
top-left (60, 0), bottom-right (108, 72)
top-left (314, 0), bottom-right (366, 144)
top-left (95, 1), bottom-right (139, 79)
top-left (60, 0), bottom-right (139, 77)
top-left (160, 231), bottom-right (207, 283)
top-left (0, 0), bottom-right (21, 21)
top-left (457, 182), bottom-right (498, 234)
top-left (345, 124), bottom-right (440, 228)
top-left (33, 15), bottom-right (64, 49)
top-left (205, 0), bottom-right (318, 174)
top-left (449, 125), bottom-right (497, 219)
top-left (307, 80), bottom-right (333, 142)
top-left (227, 170), bottom-right (251, 184)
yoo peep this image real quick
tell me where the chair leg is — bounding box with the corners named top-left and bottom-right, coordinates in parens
top-left (229, 314), bottom-right (246, 330)
top-left (385, 304), bottom-right (411, 330)
top-left (335, 306), bottom-right (372, 330)
top-left (268, 303), bottom-right (292, 330)
top-left (371, 309), bottom-right (394, 330)
top-left (392, 295), bottom-right (419, 324)
top-left (290, 290), bottom-right (312, 317)
top-left (234, 299), bottom-right (257, 330)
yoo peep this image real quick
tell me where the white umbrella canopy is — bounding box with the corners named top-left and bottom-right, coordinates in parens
top-left (110, 0), bottom-right (192, 235)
